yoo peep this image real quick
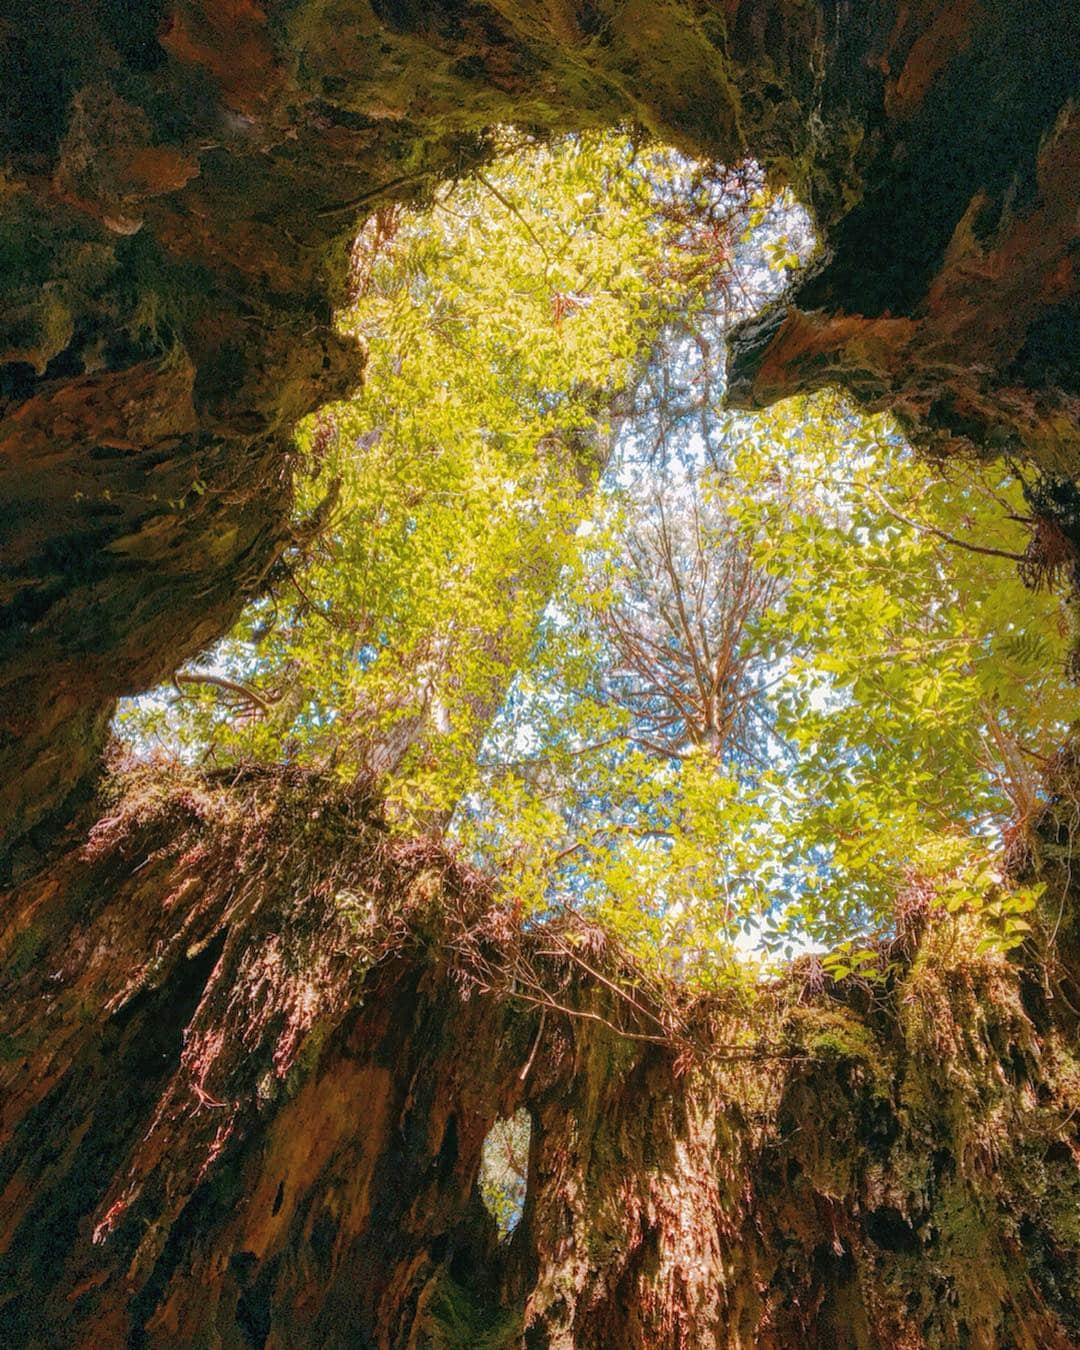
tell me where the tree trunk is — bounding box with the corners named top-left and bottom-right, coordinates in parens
top-left (2, 0), bottom-right (1076, 865)
top-left (2, 767), bottom-right (1076, 1346)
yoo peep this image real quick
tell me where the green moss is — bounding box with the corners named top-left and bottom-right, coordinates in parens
top-left (4, 925), bottom-right (48, 982)
top-left (116, 232), bottom-right (216, 350)
top-left (282, 1017), bottom-right (333, 1098)
top-left (0, 1031), bottom-right (30, 1064)
top-left (806, 1013), bottom-right (876, 1062)
top-left (417, 1270), bottom-right (522, 1349)
top-left (795, 1006), bottom-right (893, 1098)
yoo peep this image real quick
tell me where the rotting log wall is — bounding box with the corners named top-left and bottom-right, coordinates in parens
top-left (1, 769), bottom-right (1077, 1347)
top-left (1, 4), bottom-right (1078, 1340)
top-left (1, 0), bottom-right (1077, 867)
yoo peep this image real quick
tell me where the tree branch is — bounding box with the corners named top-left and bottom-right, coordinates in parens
top-left (174, 671), bottom-right (274, 716)
top-left (860, 482), bottom-right (1027, 564)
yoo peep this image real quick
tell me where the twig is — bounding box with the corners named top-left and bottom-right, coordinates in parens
top-left (858, 481), bottom-right (1027, 564)
top-left (174, 671), bottom-right (274, 716)
top-left (315, 173), bottom-right (431, 219)
top-left (474, 172), bottom-right (552, 269)
top-left (519, 1007), bottom-right (547, 1081)
top-left (291, 476), bottom-right (342, 548)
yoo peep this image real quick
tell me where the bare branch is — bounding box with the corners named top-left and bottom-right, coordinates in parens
top-left (174, 671), bottom-right (275, 716)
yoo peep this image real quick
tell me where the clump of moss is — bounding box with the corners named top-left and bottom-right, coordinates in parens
top-left (414, 1269), bottom-right (522, 1349)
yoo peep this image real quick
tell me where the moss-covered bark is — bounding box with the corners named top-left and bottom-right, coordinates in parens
top-left (1, 767), bottom-right (1076, 1346)
top-left (2, 0), bottom-right (1076, 864)
top-left (2, 9), bottom-right (1077, 1332)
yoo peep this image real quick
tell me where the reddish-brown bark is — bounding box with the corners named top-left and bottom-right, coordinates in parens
top-left (1, 769), bottom-right (1076, 1346)
top-left (1, 4), bottom-right (1077, 1338)
top-left (1, 0), bottom-right (1076, 864)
